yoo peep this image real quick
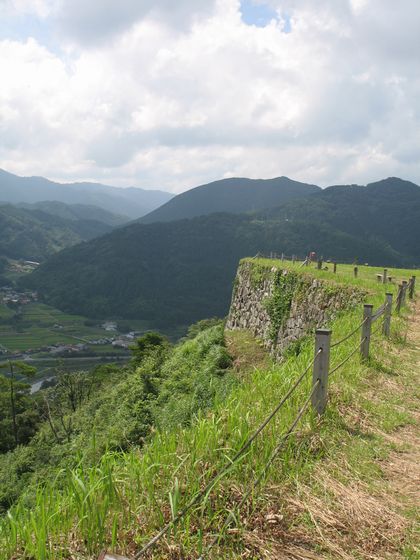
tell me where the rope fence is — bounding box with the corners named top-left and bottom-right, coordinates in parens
top-left (371, 318), bottom-right (386, 337)
top-left (252, 254), bottom-right (418, 286)
top-left (197, 380), bottom-right (321, 560)
top-left (133, 349), bottom-right (322, 559)
top-left (329, 337), bottom-right (367, 376)
top-left (330, 317), bottom-right (367, 348)
top-left (372, 303), bottom-right (387, 321)
top-left (101, 269), bottom-right (416, 560)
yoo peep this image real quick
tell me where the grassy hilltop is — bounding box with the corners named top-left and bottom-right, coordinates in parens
top-left (0, 259), bottom-right (419, 559)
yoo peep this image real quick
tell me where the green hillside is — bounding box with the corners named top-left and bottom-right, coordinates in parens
top-left (140, 176), bottom-right (320, 223)
top-left (17, 201), bottom-right (130, 227)
top-left (1, 260), bottom-right (418, 559)
top-left (21, 178), bottom-right (420, 326)
top-left (0, 204), bottom-right (114, 262)
top-left (263, 177), bottom-right (420, 261)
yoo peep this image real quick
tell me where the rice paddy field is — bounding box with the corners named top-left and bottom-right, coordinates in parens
top-left (0, 303), bottom-right (115, 353)
top-left (0, 302), bottom-right (186, 356)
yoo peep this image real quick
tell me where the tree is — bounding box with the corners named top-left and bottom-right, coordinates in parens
top-left (0, 361), bottom-right (37, 451)
top-left (0, 256), bottom-right (8, 274)
top-left (130, 332), bottom-right (170, 367)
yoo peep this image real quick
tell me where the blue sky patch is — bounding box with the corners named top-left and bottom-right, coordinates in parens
top-left (0, 13), bottom-right (61, 54)
top-left (240, 0), bottom-right (278, 28)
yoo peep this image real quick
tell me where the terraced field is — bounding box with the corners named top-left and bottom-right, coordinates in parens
top-left (0, 305), bottom-right (13, 319)
top-left (0, 303), bottom-right (111, 353)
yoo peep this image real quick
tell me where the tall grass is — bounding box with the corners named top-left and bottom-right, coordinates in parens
top-left (0, 262), bottom-right (414, 559)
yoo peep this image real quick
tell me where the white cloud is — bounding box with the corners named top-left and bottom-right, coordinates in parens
top-left (0, 0), bottom-right (53, 18)
top-left (0, 0), bottom-right (419, 191)
top-left (53, 0), bottom-right (217, 45)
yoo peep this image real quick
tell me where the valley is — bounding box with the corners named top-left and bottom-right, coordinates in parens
top-left (0, 285), bottom-right (187, 390)
top-left (0, 257), bottom-right (418, 559)
top-left (1, 4), bottom-right (419, 557)
top-left (0, 296), bottom-right (140, 388)
top-left (22, 177), bottom-right (420, 329)
top-left (0, 170), bottom-right (419, 559)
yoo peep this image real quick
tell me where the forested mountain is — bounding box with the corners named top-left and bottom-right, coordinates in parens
top-left (263, 178), bottom-right (420, 261)
top-left (0, 169), bottom-right (173, 219)
top-left (0, 204), bottom-right (115, 262)
top-left (140, 176), bottom-right (320, 223)
top-left (22, 177), bottom-right (420, 326)
top-left (17, 201), bottom-right (129, 226)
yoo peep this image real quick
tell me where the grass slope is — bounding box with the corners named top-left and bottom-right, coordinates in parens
top-left (1, 261), bottom-right (418, 559)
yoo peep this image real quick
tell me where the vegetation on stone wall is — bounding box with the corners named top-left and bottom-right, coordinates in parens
top-left (263, 270), bottom-right (302, 343)
top-left (228, 259), bottom-right (371, 357)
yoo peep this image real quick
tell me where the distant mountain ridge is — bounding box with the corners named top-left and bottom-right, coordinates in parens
top-left (0, 204), bottom-right (115, 262)
top-left (0, 169), bottom-right (173, 219)
top-left (17, 201), bottom-right (129, 227)
top-left (263, 177), bottom-right (420, 260)
top-left (140, 176), bottom-right (320, 223)
top-left (22, 176), bottom-right (420, 328)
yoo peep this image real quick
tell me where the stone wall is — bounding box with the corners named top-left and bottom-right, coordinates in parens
top-left (226, 260), bottom-right (366, 359)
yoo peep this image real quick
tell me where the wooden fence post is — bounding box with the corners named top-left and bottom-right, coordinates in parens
top-left (401, 281), bottom-right (408, 306)
top-left (317, 259), bottom-right (323, 270)
top-left (382, 293), bottom-right (393, 337)
top-left (312, 329), bottom-right (331, 415)
top-left (281, 252), bottom-right (284, 261)
top-left (360, 304), bottom-right (373, 360)
top-left (292, 255), bottom-right (296, 264)
top-left (396, 284), bottom-right (403, 314)
top-left (382, 269), bottom-right (387, 284)
top-left (409, 275), bottom-right (416, 299)
top-left (333, 262), bottom-right (337, 273)
top-left (354, 266), bottom-right (358, 278)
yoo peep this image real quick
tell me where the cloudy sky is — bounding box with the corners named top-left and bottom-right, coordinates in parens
top-left (0, 0), bottom-right (419, 192)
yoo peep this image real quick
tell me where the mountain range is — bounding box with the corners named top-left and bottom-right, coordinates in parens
top-left (21, 176), bottom-right (420, 328)
top-left (140, 176), bottom-right (320, 223)
top-left (0, 204), bottom-right (116, 262)
top-left (0, 169), bottom-right (173, 219)
top-left (16, 201), bottom-right (129, 227)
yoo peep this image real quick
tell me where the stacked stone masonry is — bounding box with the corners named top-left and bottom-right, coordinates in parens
top-left (226, 261), bottom-right (366, 360)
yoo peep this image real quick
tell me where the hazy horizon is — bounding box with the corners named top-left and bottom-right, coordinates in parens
top-left (2, 167), bottom-right (419, 195)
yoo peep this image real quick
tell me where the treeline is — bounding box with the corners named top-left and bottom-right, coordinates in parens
top-left (22, 216), bottom-right (412, 327)
top-left (0, 319), bottom-right (232, 512)
top-left (0, 204), bottom-right (114, 262)
top-left (21, 178), bottom-right (420, 327)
